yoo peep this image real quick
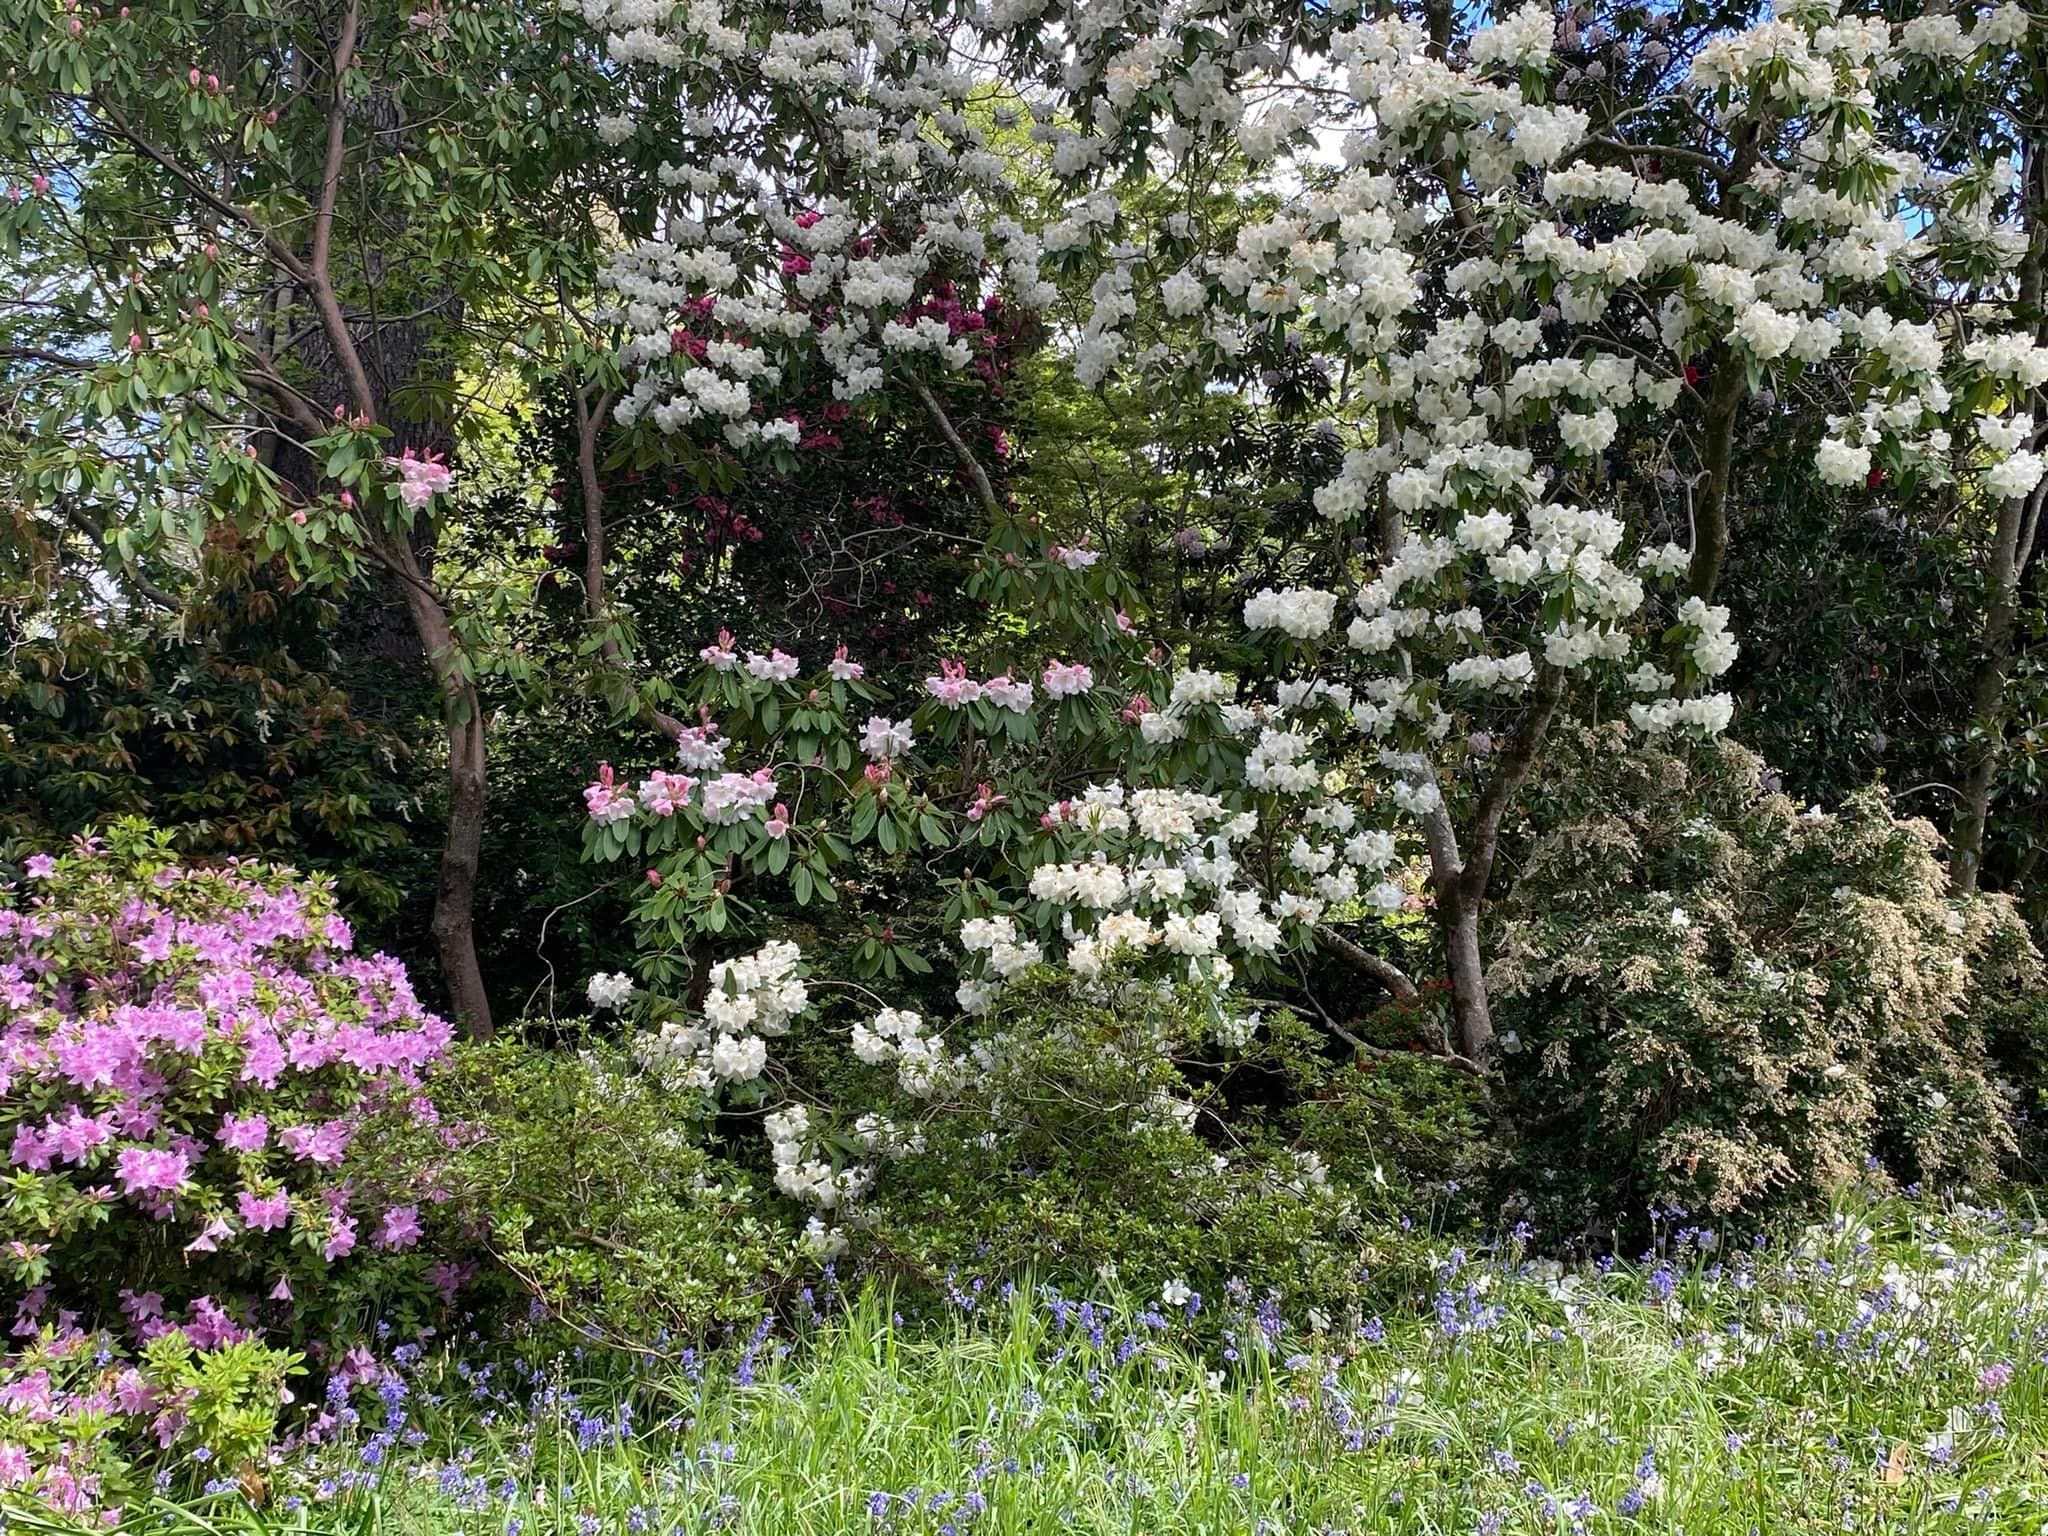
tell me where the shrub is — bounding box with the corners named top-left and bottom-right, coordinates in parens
top-left (1491, 727), bottom-right (2046, 1234)
top-left (0, 820), bottom-right (454, 1338)
top-left (355, 1035), bottom-right (791, 1349)
top-left (833, 979), bottom-right (1471, 1310)
top-left (0, 1317), bottom-right (306, 1518)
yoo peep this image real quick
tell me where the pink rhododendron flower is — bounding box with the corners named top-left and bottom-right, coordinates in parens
top-left (386, 448), bottom-right (454, 510)
top-left (636, 770), bottom-right (695, 817)
top-left (924, 659), bottom-right (982, 709)
top-left (1043, 660), bottom-right (1094, 698)
top-left (699, 629), bottom-right (739, 670)
top-left (584, 761), bottom-right (635, 824)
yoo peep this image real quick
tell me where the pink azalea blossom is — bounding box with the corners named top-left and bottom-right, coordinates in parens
top-left (113, 1147), bottom-right (190, 1197)
top-left (236, 1190), bottom-right (291, 1231)
top-left (322, 1216), bottom-right (358, 1262)
top-left (279, 1121), bottom-right (351, 1165)
top-left (184, 1216), bottom-right (234, 1254)
top-left (375, 1205), bottom-right (423, 1250)
top-left (218, 1113), bottom-right (269, 1152)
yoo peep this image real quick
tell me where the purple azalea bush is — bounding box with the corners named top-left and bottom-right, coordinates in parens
top-left (1, 822), bottom-right (460, 1512)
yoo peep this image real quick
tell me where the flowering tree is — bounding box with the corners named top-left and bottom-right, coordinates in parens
top-left (0, 0), bottom-right (688, 1034)
top-left (565, 0), bottom-right (2044, 1067)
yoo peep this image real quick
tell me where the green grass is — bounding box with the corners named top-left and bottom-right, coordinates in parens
top-left (11, 1195), bottom-right (2048, 1534)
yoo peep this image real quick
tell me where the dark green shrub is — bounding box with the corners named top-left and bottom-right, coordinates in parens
top-left (362, 1036), bottom-right (792, 1348)
top-left (1492, 726), bottom-right (2045, 1234)
top-left (844, 981), bottom-right (1479, 1310)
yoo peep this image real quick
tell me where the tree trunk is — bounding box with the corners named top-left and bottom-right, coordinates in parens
top-left (391, 544), bottom-right (494, 1036)
top-left (433, 709), bottom-right (492, 1035)
top-left (1951, 488), bottom-right (2032, 895)
top-left (1427, 666), bottom-right (1564, 1063)
top-left (1951, 134), bottom-right (2047, 895)
top-left (1685, 351), bottom-right (1746, 603)
top-left (1441, 888), bottom-right (1493, 1060)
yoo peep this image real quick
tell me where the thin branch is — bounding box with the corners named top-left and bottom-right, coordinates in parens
top-left (308, 1), bottom-right (376, 421)
top-left (0, 345), bottom-right (99, 371)
top-left (912, 378), bottom-right (1002, 519)
top-left (1461, 664), bottom-right (1565, 900)
top-left (91, 98), bottom-right (315, 288)
top-left (57, 502), bottom-right (182, 614)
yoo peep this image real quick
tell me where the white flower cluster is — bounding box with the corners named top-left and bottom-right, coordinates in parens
top-left (954, 775), bottom-right (1402, 1023)
top-left (765, 1104), bottom-right (870, 1211)
top-left (631, 939), bottom-right (808, 1091)
top-left (1243, 586), bottom-right (1339, 640)
top-left (586, 971), bottom-right (635, 1011)
top-left (850, 1005), bottom-right (966, 1095)
top-left (764, 1104), bottom-right (865, 1260)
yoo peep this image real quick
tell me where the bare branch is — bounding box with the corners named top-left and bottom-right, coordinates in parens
top-left (1311, 923), bottom-right (1419, 999)
top-left (574, 381), bottom-right (685, 742)
top-left (307, 1), bottom-right (376, 421)
top-left (57, 501), bottom-right (183, 614)
top-left (912, 378), bottom-right (1002, 519)
top-left (1461, 664), bottom-right (1565, 900)
top-left (91, 98), bottom-right (315, 288)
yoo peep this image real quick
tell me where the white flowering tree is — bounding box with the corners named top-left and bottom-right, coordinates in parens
top-left (565, 0), bottom-right (2043, 1091)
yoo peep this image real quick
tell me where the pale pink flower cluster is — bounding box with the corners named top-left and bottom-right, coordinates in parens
top-left (923, 660), bottom-right (1036, 713)
top-left (385, 448), bottom-right (453, 511)
top-left (1042, 660), bottom-right (1094, 698)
